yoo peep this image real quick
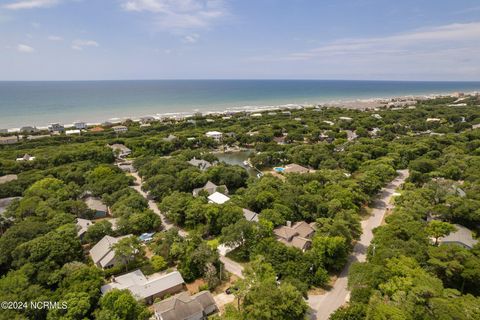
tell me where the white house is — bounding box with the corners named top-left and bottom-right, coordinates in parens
top-left (205, 131), bottom-right (223, 142)
top-left (66, 129), bottom-right (81, 135)
top-left (208, 192), bottom-right (230, 205)
top-left (112, 125), bottom-right (128, 133)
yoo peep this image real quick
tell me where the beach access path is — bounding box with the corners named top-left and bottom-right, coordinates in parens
top-left (307, 169), bottom-right (409, 320)
top-left (124, 166), bottom-right (243, 278)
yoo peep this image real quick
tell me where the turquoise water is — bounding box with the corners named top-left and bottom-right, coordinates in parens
top-left (1, 80), bottom-right (479, 129)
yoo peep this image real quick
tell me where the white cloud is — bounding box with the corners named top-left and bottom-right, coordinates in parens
top-left (251, 22), bottom-right (480, 80)
top-left (121, 0), bottom-right (227, 30)
top-left (17, 44), bottom-right (35, 53)
top-left (3, 0), bottom-right (60, 10)
top-left (48, 35), bottom-right (63, 41)
top-left (71, 39), bottom-right (99, 50)
top-left (182, 33), bottom-right (199, 43)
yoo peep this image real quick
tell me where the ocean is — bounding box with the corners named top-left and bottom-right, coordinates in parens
top-left (1, 80), bottom-right (479, 129)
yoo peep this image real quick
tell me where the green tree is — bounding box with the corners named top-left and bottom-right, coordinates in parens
top-left (426, 220), bottom-right (456, 245)
top-left (94, 289), bottom-right (150, 320)
top-left (113, 236), bottom-right (143, 272)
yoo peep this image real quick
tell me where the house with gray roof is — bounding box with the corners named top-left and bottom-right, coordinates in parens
top-left (439, 224), bottom-right (478, 249)
top-left (76, 218), bottom-right (93, 238)
top-left (108, 144), bottom-right (132, 159)
top-left (154, 291), bottom-right (217, 320)
top-left (242, 208), bottom-right (259, 222)
top-left (101, 269), bottom-right (185, 304)
top-left (274, 221), bottom-right (316, 252)
top-left (89, 234), bottom-right (132, 269)
top-left (84, 196), bottom-right (108, 218)
top-left (192, 181), bottom-right (228, 197)
top-left (188, 157), bottom-right (212, 171)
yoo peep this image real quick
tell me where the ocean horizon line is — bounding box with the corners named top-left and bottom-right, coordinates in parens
top-left (1, 79), bottom-right (479, 130)
top-left (1, 79), bottom-right (480, 83)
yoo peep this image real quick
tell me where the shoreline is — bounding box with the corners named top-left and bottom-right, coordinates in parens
top-left (2, 90), bottom-right (478, 132)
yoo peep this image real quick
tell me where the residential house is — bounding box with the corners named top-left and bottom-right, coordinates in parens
top-left (65, 129), bottom-right (81, 135)
top-left (154, 291), bottom-right (218, 320)
top-left (188, 157), bottom-right (212, 171)
top-left (76, 218), bottom-right (93, 239)
top-left (20, 126), bottom-right (38, 133)
top-left (112, 125), bottom-right (128, 133)
top-left (0, 136), bottom-right (19, 145)
top-left (242, 208), bottom-right (259, 222)
top-left (283, 163), bottom-right (310, 174)
top-left (74, 122), bottom-right (87, 130)
top-left (84, 196), bottom-right (108, 218)
top-left (101, 270), bottom-right (185, 304)
top-left (438, 224), bottom-right (478, 249)
top-left (205, 131), bottom-right (222, 142)
top-left (192, 181), bottom-right (228, 197)
top-left (90, 126), bottom-right (105, 133)
top-left (208, 192), bottom-right (230, 205)
top-left (48, 123), bottom-right (65, 133)
top-left (274, 221), bottom-right (316, 252)
top-left (109, 144), bottom-right (132, 158)
top-left (90, 234), bottom-right (132, 269)
top-left (16, 154), bottom-right (35, 161)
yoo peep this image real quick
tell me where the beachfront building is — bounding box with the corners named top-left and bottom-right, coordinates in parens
top-left (0, 136), bottom-right (19, 145)
top-left (188, 157), bottom-right (212, 171)
top-left (274, 221), bottom-right (316, 252)
top-left (101, 270), bottom-right (185, 304)
top-left (74, 122), bottom-right (87, 129)
top-left (20, 126), bottom-right (38, 133)
top-left (84, 196), bottom-right (109, 218)
top-left (65, 129), bottom-right (81, 135)
top-left (208, 192), bottom-right (230, 205)
top-left (112, 125), bottom-right (128, 133)
top-left (192, 181), bottom-right (228, 197)
top-left (48, 123), bottom-right (65, 133)
top-left (205, 131), bottom-right (222, 142)
top-left (89, 234), bottom-right (133, 269)
top-left (153, 291), bottom-right (218, 320)
top-left (438, 224), bottom-right (479, 249)
top-left (140, 116), bottom-right (156, 124)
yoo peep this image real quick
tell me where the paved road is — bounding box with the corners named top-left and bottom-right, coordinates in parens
top-left (220, 255), bottom-right (245, 279)
top-left (308, 169), bottom-right (409, 320)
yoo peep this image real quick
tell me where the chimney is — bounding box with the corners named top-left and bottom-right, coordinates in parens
top-left (286, 221), bottom-right (292, 228)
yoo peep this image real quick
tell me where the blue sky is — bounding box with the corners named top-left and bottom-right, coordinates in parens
top-left (1, 0), bottom-right (480, 80)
